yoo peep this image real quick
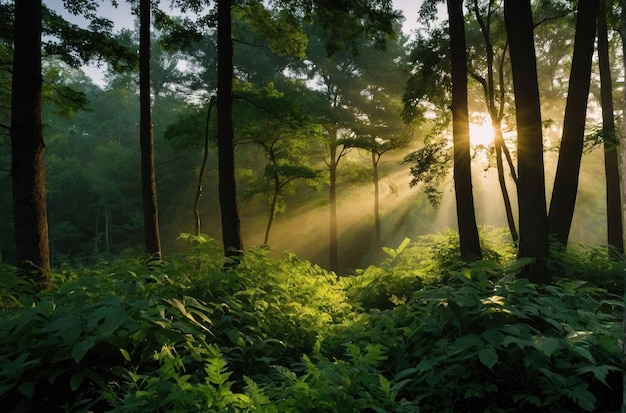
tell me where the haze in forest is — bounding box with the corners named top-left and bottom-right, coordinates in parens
top-left (1, 0), bottom-right (617, 273)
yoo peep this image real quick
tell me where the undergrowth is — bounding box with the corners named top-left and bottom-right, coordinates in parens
top-left (0, 229), bottom-right (623, 412)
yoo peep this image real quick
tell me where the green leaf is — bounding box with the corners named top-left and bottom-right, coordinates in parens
top-left (378, 374), bottom-right (391, 396)
top-left (481, 328), bottom-right (505, 347)
top-left (70, 371), bottom-right (84, 391)
top-left (17, 381), bottom-right (34, 398)
top-left (71, 336), bottom-right (96, 364)
top-left (576, 365), bottom-right (619, 387)
top-left (533, 336), bottom-right (561, 357)
top-left (60, 323), bottom-right (83, 346)
top-left (227, 330), bottom-right (246, 348)
top-left (99, 308), bottom-right (129, 336)
top-left (449, 334), bottom-right (483, 356)
top-left (573, 346), bottom-right (596, 364)
top-left (47, 313), bottom-right (81, 334)
top-left (36, 300), bottom-right (56, 317)
top-left (512, 393), bottom-right (542, 407)
top-left (478, 346), bottom-right (498, 369)
top-left (119, 348), bottom-right (131, 362)
top-left (566, 383), bottom-right (596, 412)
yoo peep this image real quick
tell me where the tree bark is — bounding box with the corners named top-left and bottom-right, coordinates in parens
top-left (597, 0), bottom-right (623, 257)
top-left (548, 0), bottom-right (599, 247)
top-left (217, 0), bottom-right (243, 259)
top-left (11, 0), bottom-right (51, 288)
top-left (447, 0), bottom-right (482, 262)
top-left (139, 0), bottom-right (162, 261)
top-left (504, 0), bottom-right (549, 283)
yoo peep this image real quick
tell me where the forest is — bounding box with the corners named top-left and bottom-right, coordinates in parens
top-left (0, 0), bottom-right (625, 411)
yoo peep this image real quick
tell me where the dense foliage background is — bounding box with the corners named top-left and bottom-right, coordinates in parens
top-left (1, 1), bottom-right (625, 411)
top-left (0, 230), bottom-right (622, 411)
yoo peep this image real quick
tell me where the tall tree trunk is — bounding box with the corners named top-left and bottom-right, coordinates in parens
top-left (328, 126), bottom-right (339, 272)
top-left (139, 0), bottom-right (162, 261)
top-left (194, 96), bottom-right (216, 236)
top-left (217, 0), bottom-right (243, 259)
top-left (619, 1), bottom-right (626, 408)
top-left (447, 0), bottom-right (482, 262)
top-left (11, 0), bottom-right (51, 289)
top-left (504, 0), bottom-right (549, 283)
top-left (597, 0), bottom-right (623, 257)
top-left (548, 0), bottom-right (599, 247)
top-left (372, 151), bottom-right (382, 248)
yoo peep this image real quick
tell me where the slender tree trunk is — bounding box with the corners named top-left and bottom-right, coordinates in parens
top-left (11, 0), bottom-right (51, 289)
top-left (372, 151), bottom-right (382, 248)
top-left (619, 1), bottom-right (626, 408)
top-left (470, 0), bottom-right (518, 243)
top-left (105, 205), bottom-right (111, 259)
top-left (139, 0), bottom-right (162, 261)
top-left (548, 0), bottom-right (599, 247)
top-left (329, 126), bottom-right (339, 272)
top-left (95, 211), bottom-right (99, 252)
top-left (194, 96), bottom-right (216, 236)
top-left (597, 0), bottom-right (623, 257)
top-left (217, 0), bottom-right (243, 259)
top-left (494, 130), bottom-right (518, 242)
top-left (504, 0), bottom-right (549, 283)
top-left (264, 173), bottom-right (280, 245)
top-left (447, 0), bottom-right (482, 262)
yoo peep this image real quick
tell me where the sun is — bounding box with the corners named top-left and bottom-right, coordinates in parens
top-left (469, 121), bottom-right (496, 146)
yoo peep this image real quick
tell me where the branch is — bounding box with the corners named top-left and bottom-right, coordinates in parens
top-left (469, 69), bottom-right (490, 108)
top-left (533, 9), bottom-right (574, 29)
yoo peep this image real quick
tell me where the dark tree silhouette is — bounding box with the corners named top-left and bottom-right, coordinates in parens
top-left (11, 0), bottom-right (51, 288)
top-left (596, 0), bottom-right (622, 257)
top-left (504, 0), bottom-right (549, 283)
top-left (548, 0), bottom-right (599, 248)
top-left (447, 0), bottom-right (482, 262)
top-left (139, 0), bottom-right (162, 261)
top-left (217, 0), bottom-right (244, 260)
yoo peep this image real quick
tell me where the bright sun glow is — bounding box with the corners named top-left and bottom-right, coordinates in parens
top-left (469, 121), bottom-right (496, 146)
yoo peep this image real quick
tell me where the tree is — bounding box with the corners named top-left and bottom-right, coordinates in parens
top-left (194, 96), bottom-right (216, 236)
top-left (504, 0), bottom-right (549, 283)
top-left (300, 27), bottom-right (372, 272)
top-left (217, 0), bottom-right (243, 259)
top-left (348, 33), bottom-right (411, 248)
top-left (447, 0), bottom-right (482, 262)
top-left (402, 27), bottom-right (454, 207)
top-left (139, 0), bottom-right (162, 260)
top-left (237, 84), bottom-right (322, 245)
top-left (174, 0), bottom-right (397, 264)
top-left (11, 0), bottom-right (51, 287)
top-left (467, 0), bottom-right (518, 242)
top-left (596, 0), bottom-right (622, 256)
top-left (548, 0), bottom-right (599, 248)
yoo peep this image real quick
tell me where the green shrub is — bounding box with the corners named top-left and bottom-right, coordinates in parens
top-left (345, 228), bottom-right (516, 311)
top-left (0, 232), bottom-right (621, 412)
top-left (352, 264), bottom-right (622, 412)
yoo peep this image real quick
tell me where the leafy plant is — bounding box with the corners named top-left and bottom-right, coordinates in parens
top-left (0, 234), bottom-right (621, 412)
